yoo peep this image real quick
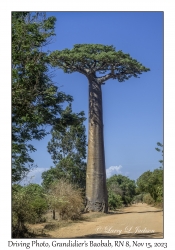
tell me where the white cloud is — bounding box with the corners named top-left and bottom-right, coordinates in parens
top-left (106, 165), bottom-right (122, 178)
top-left (21, 167), bottom-right (50, 186)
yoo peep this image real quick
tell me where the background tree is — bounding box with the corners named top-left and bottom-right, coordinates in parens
top-left (12, 12), bottom-right (78, 183)
top-left (136, 168), bottom-right (163, 203)
top-left (132, 193), bottom-right (144, 204)
top-left (136, 143), bottom-right (163, 204)
top-left (42, 105), bottom-right (87, 190)
top-left (50, 44), bottom-right (150, 212)
top-left (12, 183), bottom-right (47, 237)
top-left (108, 192), bottom-right (123, 210)
top-left (107, 174), bottom-right (136, 209)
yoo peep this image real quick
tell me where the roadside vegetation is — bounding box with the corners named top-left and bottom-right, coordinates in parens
top-left (12, 11), bottom-right (87, 238)
top-left (107, 174), bottom-right (136, 210)
top-left (134, 142), bottom-right (163, 208)
top-left (12, 11), bottom-right (163, 238)
top-left (135, 166), bottom-right (163, 208)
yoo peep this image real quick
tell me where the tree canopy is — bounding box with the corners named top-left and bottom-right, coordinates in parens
top-left (135, 143), bottom-right (163, 204)
top-left (136, 168), bottom-right (163, 202)
top-left (107, 174), bottom-right (136, 207)
top-left (49, 44), bottom-right (150, 83)
top-left (42, 105), bottom-right (87, 189)
top-left (12, 12), bottom-right (78, 183)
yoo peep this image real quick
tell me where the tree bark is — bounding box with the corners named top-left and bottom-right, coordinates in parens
top-left (53, 209), bottom-right (55, 220)
top-left (85, 75), bottom-right (108, 213)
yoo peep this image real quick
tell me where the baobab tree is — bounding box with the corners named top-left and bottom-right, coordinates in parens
top-left (50, 44), bottom-right (150, 213)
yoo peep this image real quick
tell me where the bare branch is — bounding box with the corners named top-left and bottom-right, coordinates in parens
top-left (97, 72), bottom-right (113, 84)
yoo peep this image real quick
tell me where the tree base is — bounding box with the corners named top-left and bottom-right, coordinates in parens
top-left (85, 200), bottom-right (108, 213)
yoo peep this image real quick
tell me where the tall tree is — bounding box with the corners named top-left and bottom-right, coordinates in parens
top-left (42, 105), bottom-right (87, 189)
top-left (12, 12), bottom-right (73, 183)
top-left (50, 44), bottom-right (150, 212)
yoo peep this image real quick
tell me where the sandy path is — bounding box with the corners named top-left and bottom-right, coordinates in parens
top-left (48, 203), bottom-right (163, 238)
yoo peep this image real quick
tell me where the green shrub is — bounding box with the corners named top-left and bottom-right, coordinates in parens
top-left (133, 193), bottom-right (144, 203)
top-left (136, 168), bottom-right (163, 203)
top-left (107, 174), bottom-right (136, 207)
top-left (143, 193), bottom-right (154, 205)
top-left (156, 185), bottom-right (163, 203)
top-left (108, 192), bottom-right (123, 210)
top-left (12, 184), bottom-right (48, 238)
top-left (22, 184), bottom-right (48, 223)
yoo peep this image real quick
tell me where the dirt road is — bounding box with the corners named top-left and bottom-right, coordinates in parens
top-left (47, 203), bottom-right (163, 239)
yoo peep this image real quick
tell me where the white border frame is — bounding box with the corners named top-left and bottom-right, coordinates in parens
top-left (1, 1), bottom-right (174, 248)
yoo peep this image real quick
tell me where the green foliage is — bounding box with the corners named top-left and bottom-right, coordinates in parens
top-left (143, 193), bottom-right (155, 205)
top-left (46, 179), bottom-right (84, 220)
top-left (107, 174), bottom-right (136, 208)
top-left (12, 183), bottom-right (48, 237)
top-left (48, 106), bottom-right (86, 163)
top-left (49, 44), bottom-right (150, 83)
top-left (136, 171), bottom-right (152, 193)
top-left (136, 168), bottom-right (163, 203)
top-left (42, 105), bottom-right (87, 189)
top-left (136, 143), bottom-right (163, 205)
top-left (12, 12), bottom-right (73, 183)
top-left (155, 142), bottom-right (163, 167)
top-left (132, 193), bottom-right (144, 203)
top-left (12, 184), bottom-right (47, 223)
top-left (23, 184), bottom-right (48, 220)
top-left (108, 193), bottom-right (123, 210)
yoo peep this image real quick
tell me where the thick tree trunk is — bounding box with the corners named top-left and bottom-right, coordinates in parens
top-left (85, 76), bottom-right (108, 213)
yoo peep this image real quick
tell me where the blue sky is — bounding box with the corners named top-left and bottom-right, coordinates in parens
top-left (24, 11), bottom-right (163, 185)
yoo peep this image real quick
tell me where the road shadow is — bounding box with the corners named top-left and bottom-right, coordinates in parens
top-left (71, 232), bottom-right (163, 239)
top-left (108, 210), bottom-right (163, 215)
top-left (23, 231), bottom-right (163, 239)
